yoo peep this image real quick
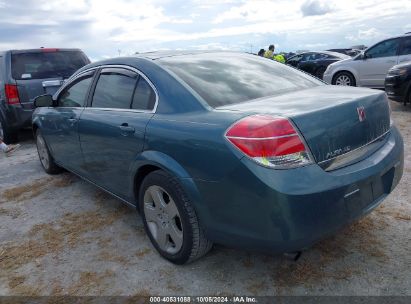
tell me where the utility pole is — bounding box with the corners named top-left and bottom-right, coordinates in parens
top-left (118, 49), bottom-right (122, 57)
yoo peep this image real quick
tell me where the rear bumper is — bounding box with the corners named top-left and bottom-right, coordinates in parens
top-left (193, 127), bottom-right (404, 253)
top-left (322, 72), bottom-right (333, 84)
top-left (0, 104), bottom-right (33, 130)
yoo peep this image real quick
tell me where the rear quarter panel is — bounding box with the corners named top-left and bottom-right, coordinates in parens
top-left (144, 111), bottom-right (245, 182)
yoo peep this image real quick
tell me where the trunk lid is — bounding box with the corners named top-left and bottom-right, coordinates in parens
top-left (217, 86), bottom-right (391, 170)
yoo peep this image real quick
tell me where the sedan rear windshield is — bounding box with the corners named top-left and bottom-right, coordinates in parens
top-left (159, 53), bottom-right (323, 108)
top-left (11, 51), bottom-right (89, 80)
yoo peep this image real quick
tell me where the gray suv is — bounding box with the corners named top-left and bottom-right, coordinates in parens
top-left (0, 48), bottom-right (90, 143)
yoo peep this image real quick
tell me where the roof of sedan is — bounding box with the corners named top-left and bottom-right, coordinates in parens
top-left (134, 50), bottom-right (236, 60)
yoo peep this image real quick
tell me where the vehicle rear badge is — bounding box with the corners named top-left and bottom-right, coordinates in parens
top-left (357, 106), bottom-right (366, 122)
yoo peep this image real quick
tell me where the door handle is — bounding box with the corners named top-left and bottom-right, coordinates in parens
top-left (67, 118), bottom-right (77, 123)
top-left (399, 58), bottom-right (410, 62)
top-left (119, 123), bottom-right (135, 134)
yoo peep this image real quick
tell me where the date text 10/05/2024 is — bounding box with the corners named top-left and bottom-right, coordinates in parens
top-left (149, 296), bottom-right (258, 303)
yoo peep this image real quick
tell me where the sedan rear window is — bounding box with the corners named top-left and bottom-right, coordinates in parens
top-left (11, 51), bottom-right (89, 80)
top-left (159, 53), bottom-right (323, 108)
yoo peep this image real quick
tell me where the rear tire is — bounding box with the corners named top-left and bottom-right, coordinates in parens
top-left (405, 88), bottom-right (411, 106)
top-left (0, 116), bottom-right (18, 144)
top-left (139, 170), bottom-right (212, 264)
top-left (332, 71), bottom-right (356, 86)
top-left (35, 130), bottom-right (62, 174)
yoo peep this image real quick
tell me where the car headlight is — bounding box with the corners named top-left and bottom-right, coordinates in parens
top-left (388, 68), bottom-right (407, 76)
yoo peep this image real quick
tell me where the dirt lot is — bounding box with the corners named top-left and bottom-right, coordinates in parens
top-left (0, 101), bottom-right (410, 296)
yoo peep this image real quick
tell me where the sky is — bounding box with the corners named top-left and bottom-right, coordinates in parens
top-left (0, 0), bottom-right (411, 61)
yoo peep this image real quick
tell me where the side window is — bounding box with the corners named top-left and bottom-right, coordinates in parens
top-left (92, 69), bottom-right (138, 109)
top-left (366, 39), bottom-right (400, 59)
top-left (309, 53), bottom-right (323, 60)
top-left (399, 37), bottom-right (411, 55)
top-left (317, 53), bottom-right (330, 60)
top-left (301, 53), bottom-right (313, 61)
top-left (58, 74), bottom-right (93, 107)
top-left (131, 77), bottom-right (156, 111)
top-left (287, 55), bottom-right (303, 64)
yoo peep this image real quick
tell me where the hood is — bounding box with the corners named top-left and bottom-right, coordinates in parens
top-left (390, 61), bottom-right (411, 70)
top-left (328, 56), bottom-right (354, 68)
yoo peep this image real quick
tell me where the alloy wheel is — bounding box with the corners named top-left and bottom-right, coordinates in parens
top-left (37, 135), bottom-right (50, 169)
top-left (143, 185), bottom-right (183, 254)
top-left (335, 75), bottom-right (351, 86)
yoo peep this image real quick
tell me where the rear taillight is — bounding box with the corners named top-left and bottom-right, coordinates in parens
top-left (5, 84), bottom-right (20, 105)
top-left (225, 115), bottom-right (312, 168)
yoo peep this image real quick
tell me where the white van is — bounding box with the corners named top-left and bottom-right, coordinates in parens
top-left (323, 33), bottom-right (411, 88)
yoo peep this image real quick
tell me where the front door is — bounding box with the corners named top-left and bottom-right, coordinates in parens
top-left (78, 67), bottom-right (157, 202)
top-left (358, 38), bottom-right (400, 88)
top-left (43, 70), bottom-right (95, 171)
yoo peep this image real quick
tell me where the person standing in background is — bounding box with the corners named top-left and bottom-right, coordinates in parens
top-left (264, 44), bottom-right (286, 63)
top-left (264, 45), bottom-right (275, 59)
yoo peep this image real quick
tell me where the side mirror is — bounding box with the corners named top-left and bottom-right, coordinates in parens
top-left (363, 53), bottom-right (372, 60)
top-left (34, 94), bottom-right (54, 108)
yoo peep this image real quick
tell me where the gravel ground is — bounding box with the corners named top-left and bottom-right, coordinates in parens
top-left (0, 100), bottom-right (410, 296)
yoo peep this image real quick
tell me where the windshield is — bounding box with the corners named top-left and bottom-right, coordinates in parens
top-left (159, 53), bottom-right (323, 108)
top-left (11, 51), bottom-right (89, 80)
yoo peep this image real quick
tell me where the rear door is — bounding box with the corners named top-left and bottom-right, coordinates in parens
top-left (297, 53), bottom-right (316, 74)
top-left (42, 70), bottom-right (95, 171)
top-left (358, 38), bottom-right (401, 88)
top-left (78, 67), bottom-right (156, 201)
top-left (11, 49), bottom-right (89, 109)
top-left (398, 36), bottom-right (411, 64)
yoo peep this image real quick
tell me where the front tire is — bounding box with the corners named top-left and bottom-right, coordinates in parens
top-left (139, 170), bottom-right (212, 264)
top-left (332, 71), bottom-right (356, 86)
top-left (35, 130), bottom-right (62, 174)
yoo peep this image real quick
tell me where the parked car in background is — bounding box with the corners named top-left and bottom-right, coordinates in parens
top-left (0, 48), bottom-right (90, 143)
top-left (286, 51), bottom-right (350, 79)
top-left (327, 48), bottom-right (362, 57)
top-left (33, 52), bottom-right (403, 264)
top-left (385, 61), bottom-right (411, 105)
top-left (280, 52), bottom-right (296, 60)
top-left (323, 33), bottom-right (411, 88)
